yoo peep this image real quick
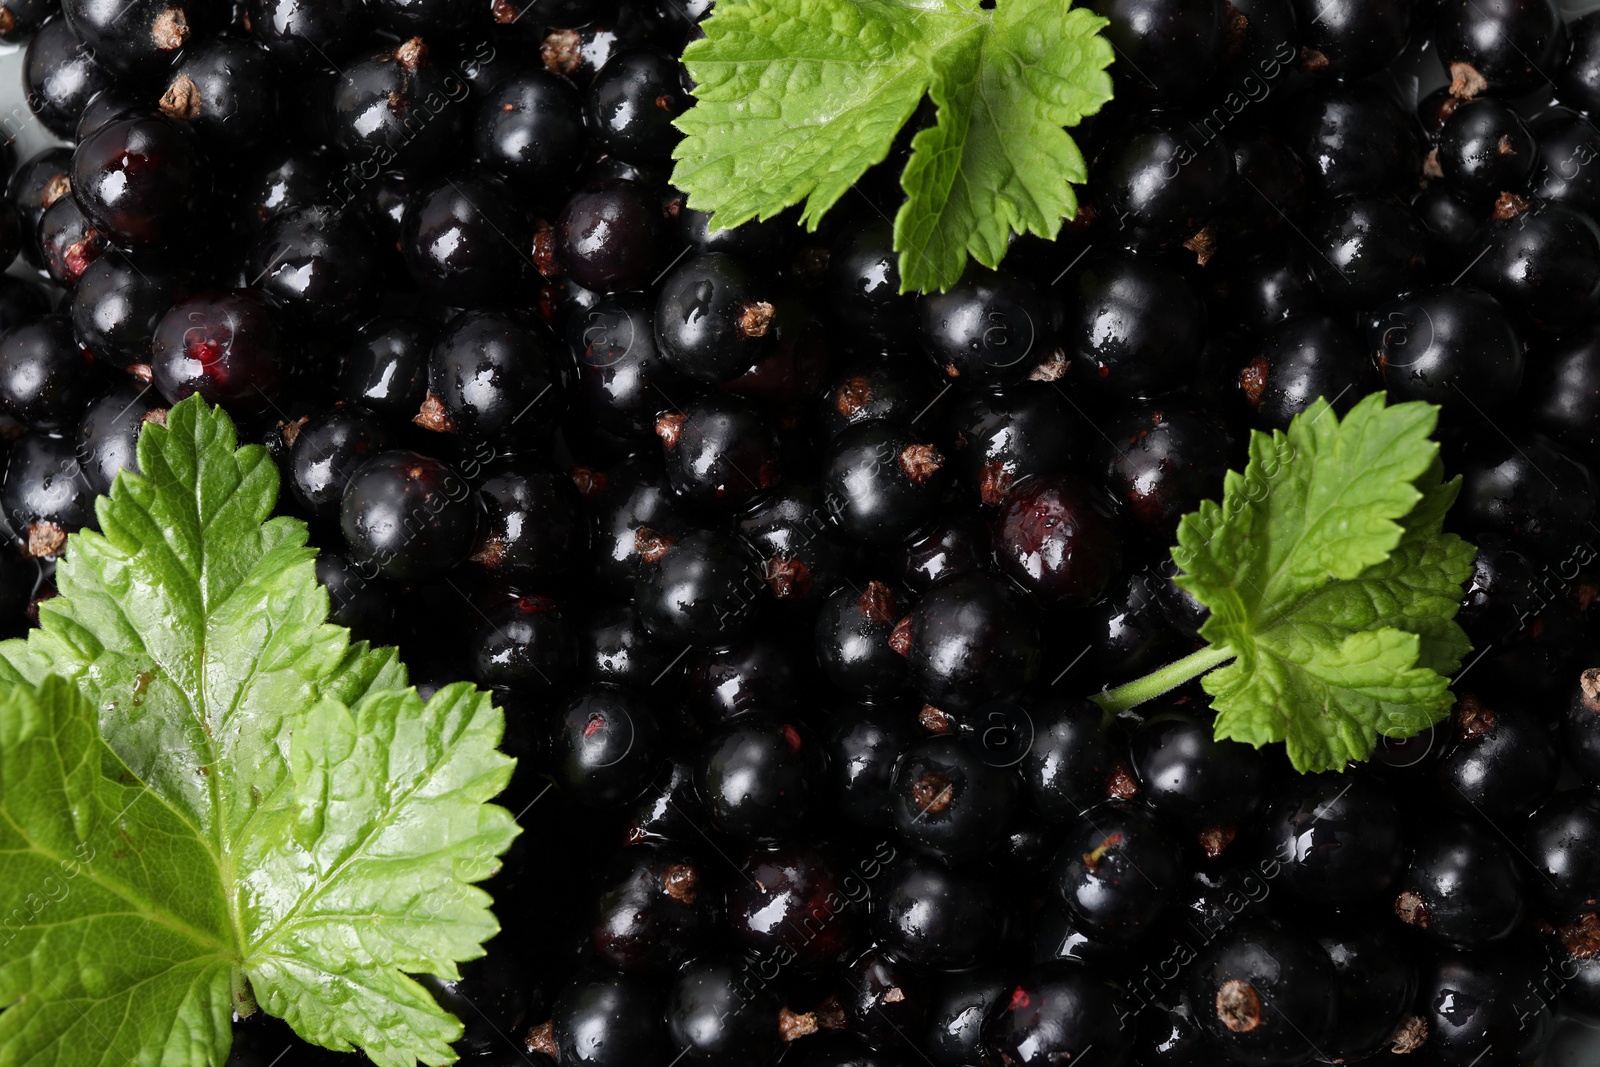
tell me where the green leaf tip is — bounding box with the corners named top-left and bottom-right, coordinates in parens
top-left (0, 394), bottom-right (521, 1067)
top-left (1097, 391), bottom-right (1477, 774)
top-left (670, 0), bottom-right (1114, 292)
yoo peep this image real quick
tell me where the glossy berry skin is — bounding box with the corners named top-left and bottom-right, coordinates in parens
top-left (1308, 195), bottom-right (1429, 310)
top-left (1131, 710), bottom-right (1264, 848)
top-left (1452, 430), bottom-right (1596, 558)
top-left (814, 582), bottom-right (909, 699)
top-left (402, 175), bottom-right (532, 308)
top-left (9, 147), bottom-right (73, 269)
top-left (0, 0), bottom-right (58, 42)
top-left (1261, 772), bottom-right (1404, 907)
top-left (1292, 0), bottom-right (1409, 79)
top-left (872, 855), bottom-right (999, 970)
top-left (677, 203), bottom-right (795, 264)
top-left (150, 291), bottom-right (287, 410)
top-left (339, 451), bottom-right (478, 583)
top-left (552, 972), bottom-right (666, 1067)
top-left (366, 0), bottom-right (479, 35)
top-left (1523, 789), bottom-right (1600, 921)
top-left (654, 253), bottom-right (776, 384)
top-left (1567, 670), bottom-right (1600, 784)
top-left (0, 317), bottom-right (93, 430)
top-left (839, 947), bottom-right (929, 1051)
top-left (1052, 800), bottom-right (1179, 943)
top-left (69, 256), bottom-right (182, 370)
top-left (1395, 818), bottom-right (1523, 944)
top-left (567, 296), bottom-right (690, 439)
top-left (1370, 286), bottom-right (1524, 417)
top-left (827, 219), bottom-right (915, 347)
top-left (586, 48), bottom-right (689, 164)
top-left (286, 405), bottom-right (389, 521)
top-left (22, 20), bottom-right (113, 142)
top-left (657, 395), bottom-right (779, 514)
top-left (422, 310), bottom-right (566, 446)
top-left (590, 462), bottom-right (687, 591)
top-left (249, 207), bottom-right (378, 334)
top-left (4, 432), bottom-right (96, 557)
top-left (1419, 945), bottom-right (1553, 1066)
top-left (62, 0), bottom-right (194, 76)
top-left (731, 843), bottom-right (859, 967)
top-left (736, 485), bottom-right (853, 604)
top-left (1098, 404), bottom-right (1236, 542)
top-left (548, 684), bottom-right (660, 806)
top-left (891, 736), bottom-right (1019, 861)
top-left (473, 592), bottom-right (576, 692)
top-left (901, 574), bottom-right (1041, 715)
top-left (1434, 697), bottom-right (1558, 822)
top-left (1095, 115), bottom-right (1234, 242)
top-left (696, 714), bottom-right (815, 840)
top-left (894, 511), bottom-right (989, 593)
top-left (1317, 926), bottom-right (1419, 1064)
top-left (1018, 697), bottom-right (1126, 823)
top-left (1206, 248), bottom-right (1319, 338)
top-left (1188, 920), bottom-right (1338, 1066)
top-left (469, 467), bottom-right (588, 589)
top-left (825, 702), bottom-right (918, 830)
top-left (1238, 313), bottom-right (1364, 428)
top-left (579, 603), bottom-right (678, 690)
top-left (1468, 200), bottom-right (1600, 333)
top-left (235, 147), bottom-right (335, 235)
top-left (71, 116), bottom-right (204, 251)
top-left (555, 178), bottom-right (667, 292)
top-left (1527, 110), bottom-right (1600, 212)
top-left (77, 384), bottom-right (161, 496)
top-left (815, 353), bottom-right (942, 447)
top-left (685, 630), bottom-right (813, 723)
top-left (340, 318), bottom-right (430, 421)
top-left (636, 528), bottom-right (764, 648)
top-left (1281, 81), bottom-right (1421, 198)
top-left (666, 958), bottom-right (779, 1066)
top-left (38, 195), bottom-right (107, 288)
top-left (591, 842), bottom-right (717, 971)
top-left (249, 0), bottom-right (370, 72)
top-left (1437, 99), bottom-right (1536, 202)
top-left (947, 386), bottom-right (1074, 507)
top-left (1434, 0), bottom-right (1564, 98)
top-left (918, 267), bottom-right (1056, 387)
top-left (1087, 0), bottom-right (1225, 96)
top-left (315, 553), bottom-right (394, 644)
top-left (1414, 183), bottom-right (1483, 258)
top-left (1065, 255), bottom-right (1202, 400)
top-left (473, 69), bottom-right (586, 196)
top-left (983, 964), bottom-right (1132, 1067)
top-left (822, 421), bottom-right (947, 548)
top-left (926, 968), bottom-right (1007, 1067)
top-left (991, 474), bottom-right (1123, 606)
top-left (1526, 328), bottom-right (1600, 462)
top-left (161, 36), bottom-right (279, 152)
top-left (328, 39), bottom-right (465, 174)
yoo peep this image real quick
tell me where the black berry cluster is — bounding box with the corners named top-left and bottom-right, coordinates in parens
top-left (0, 0), bottom-right (1597, 1065)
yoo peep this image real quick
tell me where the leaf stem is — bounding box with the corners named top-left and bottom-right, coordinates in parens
top-left (1091, 645), bottom-right (1236, 714)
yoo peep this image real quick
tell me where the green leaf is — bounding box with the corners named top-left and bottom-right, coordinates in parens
top-left (670, 0), bottom-right (1113, 293)
top-left (894, 0), bottom-right (1112, 291)
top-left (0, 675), bottom-right (233, 1067)
top-left (0, 397), bottom-right (520, 1067)
top-left (1167, 393), bottom-right (1476, 773)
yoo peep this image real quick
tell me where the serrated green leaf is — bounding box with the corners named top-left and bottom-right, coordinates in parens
top-left (0, 397), bottom-right (520, 1067)
top-left (894, 0), bottom-right (1111, 291)
top-left (1166, 393), bottom-right (1476, 772)
top-left (246, 685), bottom-right (515, 1067)
top-left (671, 0), bottom-right (1112, 293)
top-left (0, 675), bottom-right (233, 1067)
top-left (672, 0), bottom-right (954, 231)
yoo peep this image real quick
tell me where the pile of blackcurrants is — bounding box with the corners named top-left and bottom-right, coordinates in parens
top-left (2, 0), bottom-right (1600, 1063)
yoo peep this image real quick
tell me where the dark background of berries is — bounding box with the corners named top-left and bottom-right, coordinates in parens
top-left (0, 0), bottom-right (1599, 1064)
